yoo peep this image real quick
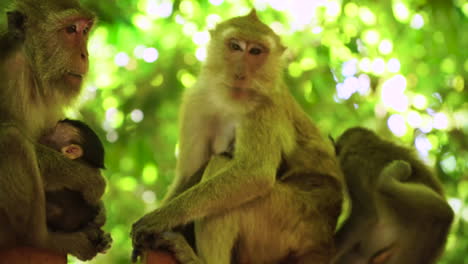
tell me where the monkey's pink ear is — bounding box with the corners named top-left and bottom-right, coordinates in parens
top-left (61, 144), bottom-right (83, 160)
top-left (247, 9), bottom-right (259, 20)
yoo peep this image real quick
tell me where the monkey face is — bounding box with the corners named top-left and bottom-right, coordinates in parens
top-left (206, 10), bottom-right (286, 107)
top-left (59, 19), bottom-right (93, 89)
top-left (14, 2), bottom-right (95, 97)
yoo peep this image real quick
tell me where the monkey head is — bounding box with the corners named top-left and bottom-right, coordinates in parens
top-left (335, 127), bottom-right (379, 155)
top-left (203, 9), bottom-right (287, 112)
top-left (7, 0), bottom-right (95, 99)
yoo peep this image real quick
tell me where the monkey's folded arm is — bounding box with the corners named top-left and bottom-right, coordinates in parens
top-left (35, 143), bottom-right (106, 205)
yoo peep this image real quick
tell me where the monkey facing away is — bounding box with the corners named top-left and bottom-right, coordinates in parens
top-left (39, 119), bottom-right (106, 233)
top-left (332, 127), bottom-right (454, 264)
top-left (0, 0), bottom-right (110, 260)
top-left (132, 10), bottom-right (345, 264)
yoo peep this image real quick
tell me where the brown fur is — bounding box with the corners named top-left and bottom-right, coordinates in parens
top-left (332, 127), bottom-right (453, 264)
top-left (132, 10), bottom-right (345, 264)
top-left (0, 0), bottom-right (110, 260)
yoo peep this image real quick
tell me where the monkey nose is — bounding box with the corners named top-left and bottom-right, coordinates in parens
top-left (81, 51), bottom-right (88, 60)
top-left (234, 73), bottom-right (246, 80)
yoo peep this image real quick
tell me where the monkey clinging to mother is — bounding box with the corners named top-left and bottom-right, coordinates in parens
top-left (0, 0), bottom-right (110, 261)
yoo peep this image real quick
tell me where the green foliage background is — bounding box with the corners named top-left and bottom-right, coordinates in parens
top-left (6, 0), bottom-right (468, 263)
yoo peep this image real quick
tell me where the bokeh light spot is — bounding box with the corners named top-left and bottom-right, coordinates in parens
top-left (118, 177), bottom-right (137, 191)
top-left (412, 94), bottom-right (428, 110)
top-left (387, 58), bottom-right (401, 73)
top-left (407, 111), bottom-right (422, 128)
top-left (142, 163), bottom-right (159, 184)
top-left (433, 112), bottom-right (449, 130)
top-left (381, 74), bottom-right (408, 112)
top-left (388, 114), bottom-right (407, 137)
top-left (359, 7), bottom-right (376, 25)
top-left (143, 47), bottom-right (159, 63)
top-left (344, 2), bottom-right (358, 17)
top-left (195, 47), bottom-right (207, 62)
top-left (209, 0), bottom-right (223, 6)
top-left (131, 109), bottom-right (144, 123)
top-left (378, 39), bottom-right (393, 55)
top-left (362, 29), bottom-right (380, 45)
top-left (372, 58), bottom-right (386, 75)
top-left (440, 154), bottom-right (457, 174)
top-left (410, 14), bottom-right (424, 29)
top-left (393, 2), bottom-right (410, 22)
top-left (142, 191), bottom-right (156, 204)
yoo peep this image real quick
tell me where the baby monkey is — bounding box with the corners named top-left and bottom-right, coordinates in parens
top-left (39, 119), bottom-right (105, 232)
top-left (333, 127), bottom-right (453, 264)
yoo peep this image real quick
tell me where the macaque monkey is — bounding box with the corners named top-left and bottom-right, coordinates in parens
top-left (39, 119), bottom-right (105, 233)
top-left (132, 10), bottom-right (345, 264)
top-left (332, 127), bottom-right (454, 264)
top-left (0, 0), bottom-right (110, 260)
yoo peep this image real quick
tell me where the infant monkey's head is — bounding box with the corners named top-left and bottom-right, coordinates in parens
top-left (40, 119), bottom-right (105, 169)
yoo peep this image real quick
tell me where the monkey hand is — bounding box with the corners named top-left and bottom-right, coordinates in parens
top-left (47, 226), bottom-right (112, 261)
top-left (137, 231), bottom-right (201, 264)
top-left (88, 200), bottom-right (107, 228)
top-left (131, 209), bottom-right (183, 262)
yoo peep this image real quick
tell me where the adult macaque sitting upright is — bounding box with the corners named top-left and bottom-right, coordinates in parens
top-left (332, 127), bottom-right (454, 264)
top-left (132, 10), bottom-right (345, 264)
top-left (0, 0), bottom-right (110, 260)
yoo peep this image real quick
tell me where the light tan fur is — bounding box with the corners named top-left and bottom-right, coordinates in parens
top-left (132, 10), bottom-right (345, 264)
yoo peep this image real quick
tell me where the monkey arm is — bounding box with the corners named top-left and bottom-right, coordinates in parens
top-left (35, 143), bottom-right (106, 205)
top-left (132, 109), bottom-right (282, 234)
top-left (378, 161), bottom-right (453, 221)
top-left (163, 97), bottom-right (212, 204)
top-left (0, 125), bottom-right (48, 243)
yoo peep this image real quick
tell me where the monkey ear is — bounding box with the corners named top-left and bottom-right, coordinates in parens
top-left (61, 144), bottom-right (83, 160)
top-left (247, 9), bottom-right (259, 20)
top-left (7, 11), bottom-right (26, 37)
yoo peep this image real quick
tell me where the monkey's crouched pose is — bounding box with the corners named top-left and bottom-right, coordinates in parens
top-left (132, 10), bottom-right (346, 264)
top-left (0, 0), bottom-right (110, 260)
top-left (332, 127), bottom-right (454, 264)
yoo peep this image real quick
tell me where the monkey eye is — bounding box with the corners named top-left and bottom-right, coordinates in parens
top-left (83, 26), bottom-right (90, 35)
top-left (249, 47), bottom-right (262, 55)
top-left (229, 42), bottom-right (242, 51)
top-left (66, 24), bottom-right (77, 34)
top-left (228, 39), bottom-right (244, 51)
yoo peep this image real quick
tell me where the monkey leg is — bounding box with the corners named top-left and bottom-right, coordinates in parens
top-left (382, 182), bottom-right (453, 264)
top-left (196, 178), bottom-right (339, 264)
top-left (195, 212), bottom-right (240, 264)
top-left (377, 165), bottom-right (453, 264)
